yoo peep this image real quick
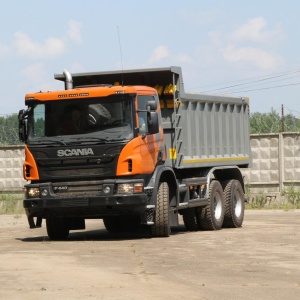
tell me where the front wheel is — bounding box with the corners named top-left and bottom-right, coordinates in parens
top-left (197, 180), bottom-right (224, 230)
top-left (103, 217), bottom-right (122, 233)
top-left (151, 182), bottom-right (170, 237)
top-left (46, 217), bottom-right (69, 240)
top-left (103, 216), bottom-right (142, 233)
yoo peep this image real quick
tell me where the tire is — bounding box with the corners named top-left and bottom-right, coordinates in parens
top-left (222, 180), bottom-right (245, 228)
top-left (103, 217), bottom-right (122, 233)
top-left (46, 217), bottom-right (69, 240)
top-left (103, 216), bottom-right (141, 233)
top-left (182, 208), bottom-right (198, 231)
top-left (151, 182), bottom-right (170, 237)
top-left (198, 180), bottom-right (224, 230)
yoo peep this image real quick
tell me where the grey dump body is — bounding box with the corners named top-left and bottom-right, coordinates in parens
top-left (55, 66), bottom-right (251, 170)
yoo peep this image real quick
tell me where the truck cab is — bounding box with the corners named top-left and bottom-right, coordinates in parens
top-left (19, 78), bottom-right (168, 238)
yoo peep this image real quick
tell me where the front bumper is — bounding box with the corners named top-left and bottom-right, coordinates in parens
top-left (23, 180), bottom-right (149, 228)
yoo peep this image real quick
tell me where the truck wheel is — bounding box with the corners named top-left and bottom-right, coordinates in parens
top-left (198, 180), bottom-right (224, 230)
top-left (222, 180), bottom-right (245, 228)
top-left (103, 217), bottom-right (141, 233)
top-left (182, 208), bottom-right (198, 231)
top-left (103, 217), bottom-right (121, 233)
top-left (151, 182), bottom-right (170, 237)
top-left (46, 217), bottom-right (69, 240)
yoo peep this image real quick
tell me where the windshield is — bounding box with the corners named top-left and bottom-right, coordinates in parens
top-left (27, 95), bottom-right (134, 145)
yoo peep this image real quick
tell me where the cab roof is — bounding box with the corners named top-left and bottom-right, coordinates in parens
top-left (25, 85), bottom-right (156, 102)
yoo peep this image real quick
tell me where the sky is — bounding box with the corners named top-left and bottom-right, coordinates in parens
top-left (1, 0), bottom-right (300, 117)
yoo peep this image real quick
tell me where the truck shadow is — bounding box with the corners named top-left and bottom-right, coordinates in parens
top-left (17, 224), bottom-right (187, 242)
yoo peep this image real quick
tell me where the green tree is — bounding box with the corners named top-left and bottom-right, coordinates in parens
top-left (0, 114), bottom-right (21, 145)
top-left (250, 108), bottom-right (300, 134)
top-left (284, 113), bottom-right (300, 132)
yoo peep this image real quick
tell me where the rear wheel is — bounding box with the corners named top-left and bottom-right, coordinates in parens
top-left (151, 182), bottom-right (170, 237)
top-left (222, 180), bottom-right (245, 228)
top-left (197, 180), bottom-right (224, 230)
top-left (46, 217), bottom-right (69, 240)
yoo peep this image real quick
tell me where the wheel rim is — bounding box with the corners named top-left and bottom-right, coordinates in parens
top-left (214, 192), bottom-right (222, 220)
top-left (234, 191), bottom-right (242, 217)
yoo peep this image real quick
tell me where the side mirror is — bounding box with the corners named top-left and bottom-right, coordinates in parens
top-left (147, 111), bottom-right (159, 134)
top-left (147, 100), bottom-right (157, 111)
top-left (18, 109), bottom-right (27, 142)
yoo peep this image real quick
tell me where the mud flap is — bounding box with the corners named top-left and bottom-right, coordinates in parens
top-left (169, 209), bottom-right (179, 227)
top-left (28, 216), bottom-right (42, 229)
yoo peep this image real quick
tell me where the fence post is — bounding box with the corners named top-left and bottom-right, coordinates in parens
top-left (278, 132), bottom-right (284, 193)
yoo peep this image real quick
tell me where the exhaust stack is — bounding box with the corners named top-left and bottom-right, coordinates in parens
top-left (63, 69), bottom-right (73, 90)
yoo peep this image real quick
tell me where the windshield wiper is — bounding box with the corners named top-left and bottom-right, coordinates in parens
top-left (63, 137), bottom-right (112, 144)
top-left (29, 137), bottom-right (127, 146)
top-left (29, 139), bottom-right (66, 146)
top-left (67, 137), bottom-right (129, 144)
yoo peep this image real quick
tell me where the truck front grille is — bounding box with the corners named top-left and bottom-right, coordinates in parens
top-left (53, 181), bottom-right (103, 197)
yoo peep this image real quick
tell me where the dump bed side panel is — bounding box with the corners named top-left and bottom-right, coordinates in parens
top-left (161, 95), bottom-right (251, 169)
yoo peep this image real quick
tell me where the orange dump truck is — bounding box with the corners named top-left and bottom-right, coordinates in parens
top-left (18, 66), bottom-right (251, 240)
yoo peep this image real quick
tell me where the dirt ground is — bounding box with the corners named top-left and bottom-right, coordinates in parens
top-left (0, 210), bottom-right (299, 300)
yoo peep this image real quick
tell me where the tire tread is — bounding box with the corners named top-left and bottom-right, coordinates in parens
top-left (222, 180), bottom-right (245, 228)
top-left (151, 182), bottom-right (170, 237)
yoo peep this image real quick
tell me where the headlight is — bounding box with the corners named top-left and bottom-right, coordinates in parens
top-left (117, 184), bottom-right (133, 194)
top-left (26, 187), bottom-right (40, 198)
top-left (117, 183), bottom-right (144, 194)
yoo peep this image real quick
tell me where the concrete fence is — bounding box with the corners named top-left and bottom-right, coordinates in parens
top-left (242, 133), bottom-right (300, 203)
top-left (1, 133), bottom-right (300, 198)
top-left (0, 146), bottom-right (26, 193)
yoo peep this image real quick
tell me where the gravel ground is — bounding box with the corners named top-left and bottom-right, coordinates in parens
top-left (0, 210), bottom-right (299, 300)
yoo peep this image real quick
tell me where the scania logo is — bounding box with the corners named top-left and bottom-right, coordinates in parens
top-left (57, 148), bottom-right (94, 157)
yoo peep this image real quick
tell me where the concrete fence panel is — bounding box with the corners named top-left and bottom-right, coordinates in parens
top-left (242, 133), bottom-right (300, 197)
top-left (0, 146), bottom-right (26, 192)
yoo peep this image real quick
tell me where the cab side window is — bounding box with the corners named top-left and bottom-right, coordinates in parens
top-left (33, 104), bottom-right (45, 137)
top-left (137, 95), bottom-right (156, 134)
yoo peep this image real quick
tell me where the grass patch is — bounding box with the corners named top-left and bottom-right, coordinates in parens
top-left (246, 191), bottom-right (267, 209)
top-left (281, 183), bottom-right (300, 209)
top-left (0, 194), bottom-right (22, 201)
top-left (245, 182), bottom-right (300, 210)
top-left (244, 184), bottom-right (269, 209)
top-left (0, 194), bottom-right (24, 215)
top-left (245, 200), bottom-right (297, 210)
